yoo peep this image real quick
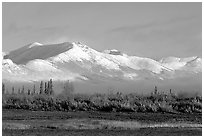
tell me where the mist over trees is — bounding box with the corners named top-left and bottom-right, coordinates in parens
top-left (2, 83), bottom-right (202, 113)
top-left (2, 79), bottom-right (74, 96)
top-left (59, 80), bottom-right (75, 101)
top-left (62, 80), bottom-right (74, 95)
top-left (2, 79), bottom-right (202, 114)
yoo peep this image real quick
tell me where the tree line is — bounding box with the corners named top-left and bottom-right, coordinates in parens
top-left (2, 79), bottom-right (54, 96)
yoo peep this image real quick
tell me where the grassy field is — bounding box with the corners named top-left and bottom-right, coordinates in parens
top-left (2, 109), bottom-right (202, 136)
top-left (2, 91), bottom-right (202, 136)
top-left (3, 128), bottom-right (202, 136)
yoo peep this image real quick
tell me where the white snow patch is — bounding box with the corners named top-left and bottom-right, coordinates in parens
top-left (2, 59), bottom-right (14, 65)
top-left (49, 42), bottom-right (91, 63)
top-left (49, 42), bottom-right (121, 70)
top-left (26, 59), bottom-right (60, 72)
top-left (2, 52), bottom-right (7, 59)
top-left (2, 59), bottom-right (26, 75)
top-left (159, 56), bottom-right (201, 71)
top-left (28, 42), bottom-right (43, 48)
top-left (123, 73), bottom-right (138, 80)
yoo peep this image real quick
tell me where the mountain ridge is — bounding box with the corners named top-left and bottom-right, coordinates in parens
top-left (3, 41), bottom-right (201, 82)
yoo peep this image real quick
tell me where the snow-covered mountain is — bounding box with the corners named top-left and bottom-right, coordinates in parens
top-left (2, 41), bottom-right (202, 83)
top-left (159, 56), bottom-right (201, 73)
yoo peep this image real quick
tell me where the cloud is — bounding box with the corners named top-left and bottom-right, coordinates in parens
top-left (103, 15), bottom-right (201, 59)
top-left (110, 15), bottom-right (199, 34)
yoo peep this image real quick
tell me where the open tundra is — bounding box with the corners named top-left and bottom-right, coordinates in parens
top-left (2, 41), bottom-right (202, 94)
top-left (2, 109), bottom-right (202, 136)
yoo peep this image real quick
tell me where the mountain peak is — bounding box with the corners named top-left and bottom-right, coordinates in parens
top-left (28, 42), bottom-right (43, 48)
top-left (72, 42), bottom-right (90, 49)
top-left (3, 41), bottom-right (201, 81)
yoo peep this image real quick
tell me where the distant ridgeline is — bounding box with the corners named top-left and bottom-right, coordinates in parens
top-left (2, 42), bottom-right (201, 94)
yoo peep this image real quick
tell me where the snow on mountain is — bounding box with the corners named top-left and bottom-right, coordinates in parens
top-left (160, 57), bottom-right (186, 70)
top-left (159, 56), bottom-right (202, 73)
top-left (103, 49), bottom-right (124, 55)
top-left (182, 57), bottom-right (202, 73)
top-left (2, 58), bottom-right (87, 82)
top-left (28, 42), bottom-right (43, 48)
top-left (2, 41), bottom-right (202, 82)
top-left (102, 51), bottom-right (173, 73)
top-left (129, 56), bottom-right (172, 73)
top-left (2, 52), bottom-right (6, 60)
top-left (49, 42), bottom-right (121, 70)
top-left (2, 59), bottom-right (26, 75)
top-left (49, 42), bottom-right (92, 62)
top-left (48, 42), bottom-right (172, 73)
top-left (123, 73), bottom-right (138, 80)
top-left (4, 42), bottom-right (73, 64)
top-left (26, 59), bottom-right (60, 72)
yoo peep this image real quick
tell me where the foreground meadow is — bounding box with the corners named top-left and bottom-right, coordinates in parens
top-left (2, 91), bottom-right (202, 136)
top-left (2, 109), bottom-right (202, 136)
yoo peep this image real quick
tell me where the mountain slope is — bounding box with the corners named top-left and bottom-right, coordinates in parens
top-left (3, 41), bottom-right (201, 83)
top-left (4, 42), bottom-right (73, 64)
top-left (159, 56), bottom-right (202, 73)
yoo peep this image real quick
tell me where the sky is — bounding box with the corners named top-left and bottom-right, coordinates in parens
top-left (2, 2), bottom-right (202, 59)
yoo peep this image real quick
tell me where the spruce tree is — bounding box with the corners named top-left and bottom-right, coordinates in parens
top-left (154, 86), bottom-right (158, 95)
top-left (18, 88), bottom-right (21, 94)
top-left (47, 81), bottom-right (50, 95)
top-left (44, 82), bottom-right (47, 94)
top-left (28, 89), bottom-right (31, 95)
top-left (39, 81), bottom-right (43, 94)
top-left (21, 86), bottom-right (24, 94)
top-left (2, 83), bottom-right (5, 95)
top-left (33, 84), bottom-right (36, 95)
top-left (49, 79), bottom-right (53, 95)
top-left (12, 87), bottom-right (15, 94)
